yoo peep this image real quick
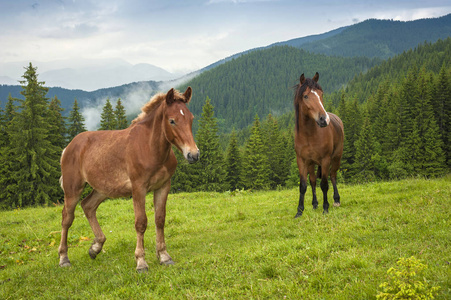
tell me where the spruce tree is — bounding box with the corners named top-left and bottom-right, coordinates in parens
top-left (48, 96), bottom-right (67, 149)
top-left (114, 98), bottom-right (128, 129)
top-left (241, 114), bottom-right (270, 190)
top-left (413, 69), bottom-right (446, 176)
top-left (0, 95), bottom-right (17, 208)
top-left (99, 98), bottom-right (116, 130)
top-left (194, 96), bottom-right (227, 191)
top-left (432, 64), bottom-right (451, 168)
top-left (7, 63), bottom-right (61, 207)
top-left (262, 114), bottom-right (288, 188)
top-left (225, 128), bottom-right (242, 190)
top-left (353, 110), bottom-right (377, 181)
top-left (47, 96), bottom-right (66, 202)
top-left (67, 98), bottom-right (86, 142)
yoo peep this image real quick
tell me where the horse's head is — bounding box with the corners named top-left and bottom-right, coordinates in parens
top-left (296, 72), bottom-right (330, 128)
top-left (163, 87), bottom-right (199, 164)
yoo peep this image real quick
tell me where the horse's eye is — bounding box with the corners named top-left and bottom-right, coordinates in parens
top-left (169, 119), bottom-right (176, 125)
top-left (304, 95), bottom-right (308, 99)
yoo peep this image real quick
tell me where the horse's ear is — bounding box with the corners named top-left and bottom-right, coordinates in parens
top-left (166, 88), bottom-right (175, 105)
top-left (183, 86), bottom-right (192, 103)
top-left (300, 74), bottom-right (305, 85)
top-left (313, 72), bottom-right (319, 82)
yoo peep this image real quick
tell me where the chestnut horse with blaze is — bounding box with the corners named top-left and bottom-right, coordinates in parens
top-left (58, 87), bottom-right (199, 272)
top-left (293, 73), bottom-right (344, 218)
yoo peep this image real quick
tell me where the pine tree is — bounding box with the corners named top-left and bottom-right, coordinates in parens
top-left (114, 98), bottom-right (128, 129)
top-left (432, 64), bottom-right (451, 168)
top-left (6, 63), bottom-right (61, 207)
top-left (262, 114), bottom-right (288, 188)
top-left (0, 95), bottom-right (18, 208)
top-left (67, 98), bottom-right (86, 142)
top-left (241, 114), bottom-right (270, 190)
top-left (353, 110), bottom-right (377, 181)
top-left (47, 96), bottom-right (66, 203)
top-left (225, 128), bottom-right (242, 190)
top-left (48, 96), bottom-right (67, 149)
top-left (194, 96), bottom-right (227, 191)
top-left (99, 98), bottom-right (116, 130)
top-left (413, 69), bottom-right (446, 176)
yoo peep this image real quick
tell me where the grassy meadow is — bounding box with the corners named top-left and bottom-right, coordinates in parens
top-left (1, 177), bottom-right (450, 299)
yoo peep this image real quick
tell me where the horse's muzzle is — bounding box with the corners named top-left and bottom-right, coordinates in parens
top-left (317, 115), bottom-right (330, 128)
top-left (186, 151), bottom-right (200, 164)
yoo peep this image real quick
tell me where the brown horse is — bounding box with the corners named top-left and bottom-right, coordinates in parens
top-left (293, 73), bottom-right (344, 218)
top-left (58, 87), bottom-right (199, 271)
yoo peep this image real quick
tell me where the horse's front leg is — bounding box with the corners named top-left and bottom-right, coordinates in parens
top-left (154, 180), bottom-right (174, 265)
top-left (308, 164), bottom-right (318, 209)
top-left (295, 157), bottom-right (308, 218)
top-left (320, 159), bottom-right (331, 214)
top-left (132, 185), bottom-right (149, 272)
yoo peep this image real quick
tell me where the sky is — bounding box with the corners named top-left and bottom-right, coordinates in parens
top-left (1, 0), bottom-right (450, 75)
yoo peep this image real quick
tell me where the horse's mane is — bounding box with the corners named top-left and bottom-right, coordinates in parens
top-left (294, 78), bottom-right (323, 132)
top-left (131, 89), bottom-right (188, 125)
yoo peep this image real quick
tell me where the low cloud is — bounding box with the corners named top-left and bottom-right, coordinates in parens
top-left (81, 73), bottom-right (199, 130)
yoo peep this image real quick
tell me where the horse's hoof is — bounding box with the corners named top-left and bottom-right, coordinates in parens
top-left (160, 259), bottom-right (175, 266)
top-left (59, 258), bottom-right (71, 267)
top-left (323, 210), bottom-right (329, 214)
top-left (333, 202), bottom-right (341, 207)
top-left (294, 212), bottom-right (303, 218)
top-left (312, 205), bottom-right (318, 210)
top-left (89, 248), bottom-right (97, 259)
top-left (136, 266), bottom-right (148, 273)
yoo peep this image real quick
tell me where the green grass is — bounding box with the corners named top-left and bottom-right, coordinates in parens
top-left (1, 177), bottom-right (450, 299)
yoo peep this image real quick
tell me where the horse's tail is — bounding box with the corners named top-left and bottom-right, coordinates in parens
top-left (60, 148), bottom-right (66, 191)
top-left (317, 165), bottom-right (322, 179)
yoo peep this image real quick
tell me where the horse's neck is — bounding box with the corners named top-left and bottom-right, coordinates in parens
top-left (138, 106), bottom-right (172, 157)
top-left (298, 111), bottom-right (318, 135)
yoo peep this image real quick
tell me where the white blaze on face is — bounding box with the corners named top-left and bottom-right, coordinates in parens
top-left (311, 90), bottom-right (330, 125)
top-left (180, 109), bottom-right (184, 116)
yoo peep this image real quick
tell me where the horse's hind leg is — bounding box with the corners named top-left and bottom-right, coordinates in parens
top-left (330, 158), bottom-right (341, 207)
top-left (308, 164), bottom-right (318, 209)
top-left (59, 182), bottom-right (84, 267)
top-left (81, 190), bottom-right (108, 259)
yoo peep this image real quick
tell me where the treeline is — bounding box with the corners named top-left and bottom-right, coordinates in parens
top-left (171, 40), bottom-right (450, 192)
top-left (171, 62), bottom-right (449, 192)
top-left (330, 64), bottom-right (450, 181)
top-left (0, 63), bottom-right (129, 209)
top-left (1, 39), bottom-right (450, 209)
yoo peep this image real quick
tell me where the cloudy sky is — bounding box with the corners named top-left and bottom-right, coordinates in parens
top-left (0, 0), bottom-right (450, 75)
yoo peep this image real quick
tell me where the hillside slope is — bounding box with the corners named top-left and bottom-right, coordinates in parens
top-left (179, 46), bottom-right (378, 131)
top-left (299, 14), bottom-right (451, 58)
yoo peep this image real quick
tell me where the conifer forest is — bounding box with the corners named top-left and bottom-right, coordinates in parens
top-left (0, 38), bottom-right (450, 209)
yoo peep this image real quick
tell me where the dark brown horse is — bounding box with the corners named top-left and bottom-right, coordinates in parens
top-left (293, 73), bottom-right (344, 218)
top-left (58, 87), bottom-right (199, 271)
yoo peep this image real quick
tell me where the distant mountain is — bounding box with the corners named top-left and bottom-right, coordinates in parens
top-left (2, 14), bottom-right (450, 131)
top-left (296, 14), bottom-right (451, 58)
top-left (0, 58), bottom-right (180, 91)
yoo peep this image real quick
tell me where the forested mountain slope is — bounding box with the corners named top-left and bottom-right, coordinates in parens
top-left (328, 37), bottom-right (451, 107)
top-left (298, 14), bottom-right (451, 58)
top-left (179, 46), bottom-right (379, 131)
